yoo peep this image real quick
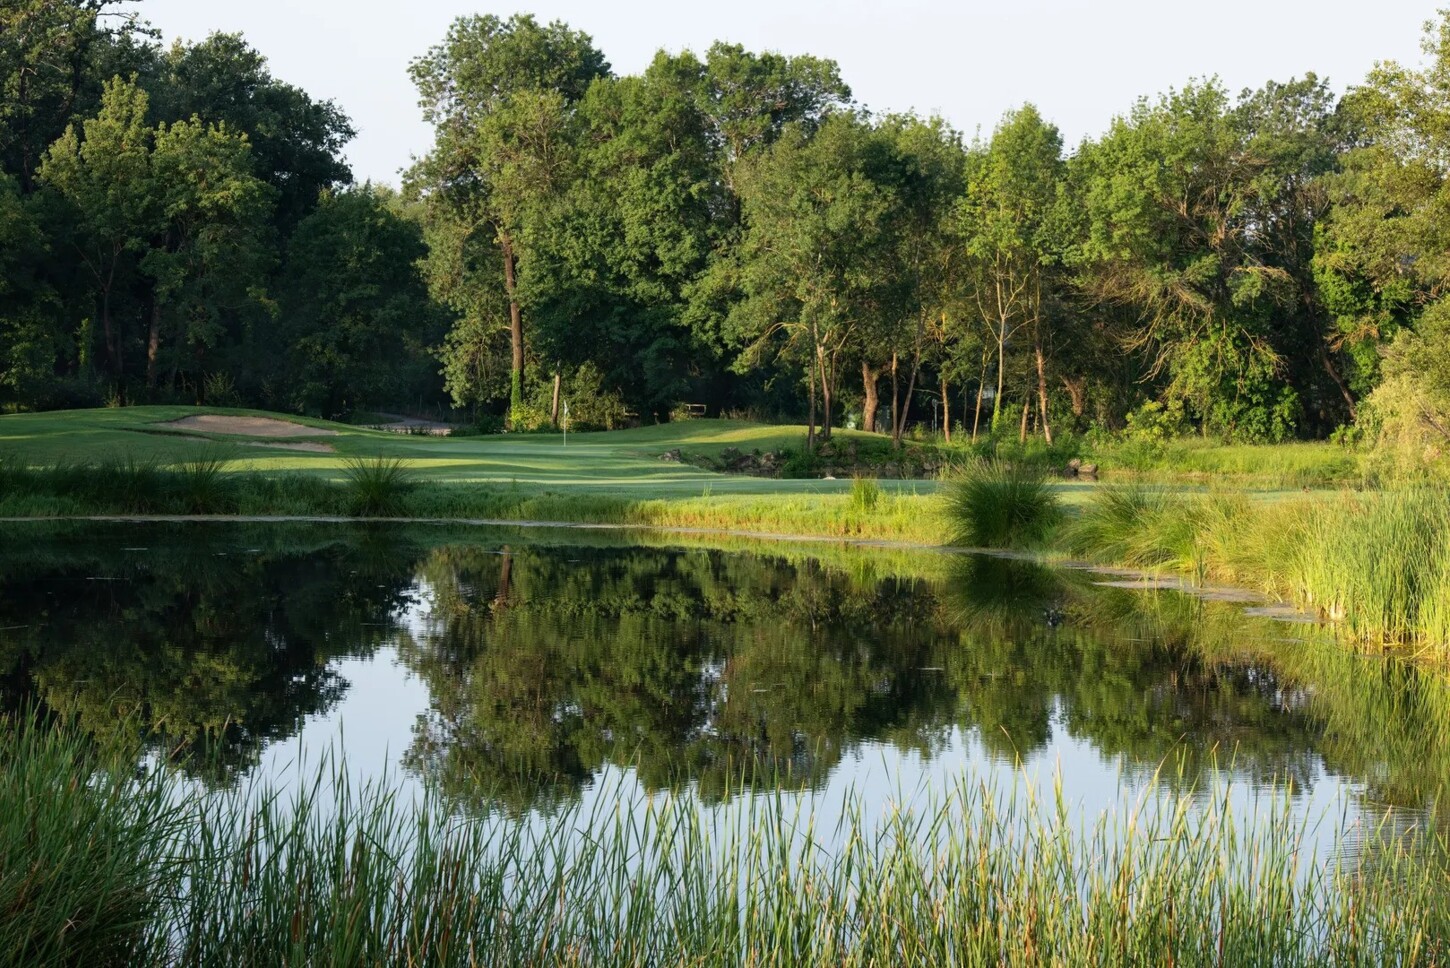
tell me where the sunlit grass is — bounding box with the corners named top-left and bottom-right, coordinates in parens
top-left (944, 461), bottom-right (1062, 548)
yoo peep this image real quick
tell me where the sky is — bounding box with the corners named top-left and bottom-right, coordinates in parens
top-left (135, 0), bottom-right (1438, 185)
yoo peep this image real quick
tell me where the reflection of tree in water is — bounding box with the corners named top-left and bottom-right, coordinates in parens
top-left (0, 527), bottom-right (418, 783)
top-left (400, 546), bottom-right (958, 812)
top-left (945, 556), bottom-right (1325, 788)
top-left (398, 545), bottom-right (1415, 815)
top-left (4, 528), bottom-right (1450, 817)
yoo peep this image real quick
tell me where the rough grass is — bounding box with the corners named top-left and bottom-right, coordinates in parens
top-left (945, 461), bottom-right (1062, 548)
top-left (1088, 438), bottom-right (1361, 488)
top-left (4, 711), bottom-right (1448, 966)
top-left (1058, 484), bottom-right (1450, 657)
top-left (341, 456), bottom-right (417, 516)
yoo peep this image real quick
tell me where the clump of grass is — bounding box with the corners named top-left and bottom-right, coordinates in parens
top-left (1063, 484), bottom-right (1200, 572)
top-left (848, 476), bottom-right (882, 515)
top-left (99, 454), bottom-right (167, 514)
top-left (0, 713), bottom-right (181, 966)
top-left (945, 460), bottom-right (1062, 547)
top-left (168, 454), bottom-right (236, 513)
top-left (1288, 490), bottom-right (1450, 643)
top-left (341, 456), bottom-right (418, 517)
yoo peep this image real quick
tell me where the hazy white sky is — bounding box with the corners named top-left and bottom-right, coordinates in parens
top-left (136, 1), bottom-right (1437, 185)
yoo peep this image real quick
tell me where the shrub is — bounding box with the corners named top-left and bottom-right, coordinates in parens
top-left (945, 461), bottom-right (1062, 548)
top-left (1063, 485), bottom-right (1199, 570)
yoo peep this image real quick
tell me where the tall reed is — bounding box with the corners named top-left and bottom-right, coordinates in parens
top-left (5, 711), bottom-right (1448, 966)
top-left (0, 715), bottom-right (184, 967)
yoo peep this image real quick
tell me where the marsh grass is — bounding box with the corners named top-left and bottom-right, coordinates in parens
top-left (5, 708), bottom-right (1449, 967)
top-left (0, 715), bottom-right (181, 967)
top-left (848, 475), bottom-right (882, 515)
top-left (170, 454), bottom-right (237, 514)
top-left (1286, 490), bottom-right (1450, 644)
top-left (945, 461), bottom-right (1062, 548)
top-left (341, 456), bottom-right (418, 516)
top-left (1059, 484), bottom-right (1450, 655)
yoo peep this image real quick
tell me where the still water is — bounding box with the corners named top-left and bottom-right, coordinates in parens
top-left (2, 521), bottom-right (1446, 858)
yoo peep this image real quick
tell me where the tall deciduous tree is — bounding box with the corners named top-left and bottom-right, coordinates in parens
top-left (38, 75), bottom-right (155, 387)
top-left (40, 76), bottom-right (273, 397)
top-left (278, 188), bottom-right (440, 416)
top-left (408, 14), bottom-right (608, 425)
top-left (957, 105), bottom-right (1065, 441)
top-left (731, 112), bottom-right (895, 446)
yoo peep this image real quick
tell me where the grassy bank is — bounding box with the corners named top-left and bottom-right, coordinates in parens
top-left (4, 712), bottom-right (1447, 967)
top-left (945, 463), bottom-right (1450, 656)
top-left (0, 457), bottom-right (942, 543)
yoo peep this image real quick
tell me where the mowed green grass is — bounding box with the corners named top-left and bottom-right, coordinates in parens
top-left (0, 406), bottom-right (942, 500)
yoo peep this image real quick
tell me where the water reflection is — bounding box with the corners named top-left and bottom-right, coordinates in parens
top-left (1, 523), bottom-right (1448, 821)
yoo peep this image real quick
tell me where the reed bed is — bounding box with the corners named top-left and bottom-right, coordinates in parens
top-left (4, 712), bottom-right (1449, 966)
top-left (1036, 483), bottom-right (1450, 656)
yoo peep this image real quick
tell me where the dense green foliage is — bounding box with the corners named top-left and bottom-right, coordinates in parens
top-left (10, 3), bottom-right (1450, 460)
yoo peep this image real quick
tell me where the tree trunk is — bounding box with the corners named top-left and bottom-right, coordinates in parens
top-left (972, 384), bottom-right (984, 442)
top-left (861, 362), bottom-right (879, 433)
top-left (100, 279), bottom-right (119, 382)
top-left (889, 352), bottom-right (900, 439)
top-left (1062, 377), bottom-right (1086, 418)
top-left (1034, 343), bottom-right (1053, 444)
top-left (941, 377), bottom-right (951, 443)
top-left (501, 232), bottom-right (524, 418)
top-left (817, 343), bottom-right (833, 441)
top-left (807, 358), bottom-right (817, 453)
top-left (891, 320), bottom-right (925, 448)
top-left (550, 371), bottom-right (562, 427)
top-left (992, 331), bottom-right (1006, 432)
top-left (146, 299), bottom-right (161, 391)
top-left (1019, 397), bottom-right (1029, 443)
top-left (1320, 348), bottom-right (1358, 421)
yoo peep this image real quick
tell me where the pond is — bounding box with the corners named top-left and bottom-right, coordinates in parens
top-left (3, 520), bottom-right (1447, 856)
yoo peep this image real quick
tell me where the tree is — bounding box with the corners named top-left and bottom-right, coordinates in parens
top-left (149, 32), bottom-right (355, 232)
top-left (1073, 82), bottom-right (1308, 441)
top-left (38, 75), bottom-right (156, 388)
top-left (142, 115), bottom-right (273, 392)
top-left (0, 0), bottom-right (146, 191)
top-left (731, 112), bottom-right (895, 446)
top-left (1317, 13), bottom-right (1450, 441)
top-left (957, 105), bottom-right (1066, 442)
top-left (278, 187), bottom-right (442, 416)
top-left (0, 173), bottom-right (64, 405)
top-left (871, 114), bottom-right (967, 445)
top-left (525, 55), bottom-right (720, 416)
top-left (39, 75), bottom-right (274, 398)
top-left (408, 14), bottom-right (609, 426)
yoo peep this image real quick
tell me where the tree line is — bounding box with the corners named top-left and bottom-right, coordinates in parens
top-left (8, 2), bottom-right (1450, 449)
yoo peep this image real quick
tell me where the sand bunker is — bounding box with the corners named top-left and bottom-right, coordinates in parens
top-left (242, 440), bottom-right (335, 453)
top-left (159, 414), bottom-right (339, 438)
